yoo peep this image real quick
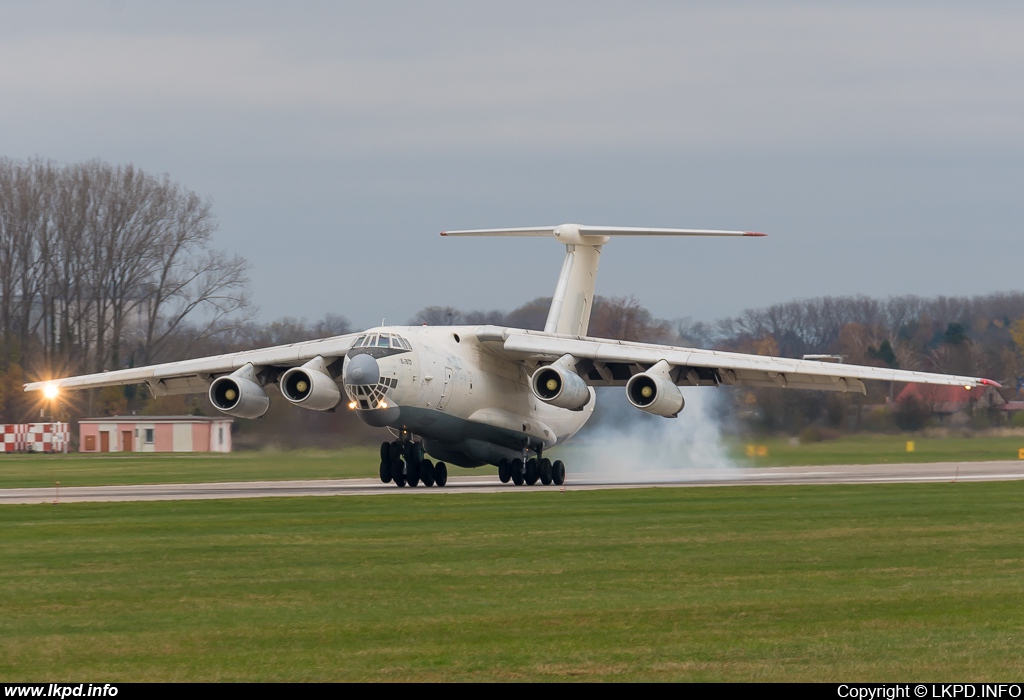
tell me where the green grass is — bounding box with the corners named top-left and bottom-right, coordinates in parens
top-left (2, 483), bottom-right (1024, 681)
top-left (0, 447), bottom-right (384, 489)
top-left (729, 433), bottom-right (1024, 467)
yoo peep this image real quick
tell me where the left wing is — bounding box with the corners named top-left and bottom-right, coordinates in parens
top-left (477, 327), bottom-right (999, 393)
top-left (24, 334), bottom-right (358, 396)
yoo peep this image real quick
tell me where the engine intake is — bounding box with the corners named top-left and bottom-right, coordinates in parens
top-left (625, 360), bottom-right (684, 418)
top-left (280, 356), bottom-right (341, 411)
top-left (209, 363), bottom-right (270, 419)
top-left (531, 354), bottom-right (591, 410)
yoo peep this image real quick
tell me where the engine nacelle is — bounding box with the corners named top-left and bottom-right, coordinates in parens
top-left (209, 363), bottom-right (270, 419)
top-left (531, 354), bottom-right (591, 410)
top-left (625, 360), bottom-right (684, 418)
top-left (280, 357), bottom-right (341, 411)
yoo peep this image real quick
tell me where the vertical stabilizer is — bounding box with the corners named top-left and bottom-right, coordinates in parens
top-left (543, 244), bottom-right (601, 336)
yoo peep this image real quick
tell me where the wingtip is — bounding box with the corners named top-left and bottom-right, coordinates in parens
top-left (979, 378), bottom-right (1003, 388)
top-left (744, 231), bottom-right (767, 237)
top-left (439, 231), bottom-right (448, 236)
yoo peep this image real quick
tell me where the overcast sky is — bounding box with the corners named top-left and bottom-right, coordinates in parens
top-left (2, 1), bottom-right (1021, 330)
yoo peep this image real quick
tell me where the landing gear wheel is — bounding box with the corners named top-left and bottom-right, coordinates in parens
top-left (552, 460), bottom-right (566, 486)
top-left (379, 460), bottom-right (392, 484)
top-left (389, 441), bottom-right (405, 487)
top-left (510, 458), bottom-right (524, 486)
top-left (420, 459), bottom-right (435, 487)
top-left (498, 459), bottom-right (511, 484)
top-left (539, 458), bottom-right (552, 486)
top-left (380, 441), bottom-right (391, 462)
top-left (435, 462), bottom-right (448, 487)
top-left (525, 458), bottom-right (539, 486)
top-left (390, 458), bottom-right (405, 484)
top-left (406, 460), bottom-right (420, 487)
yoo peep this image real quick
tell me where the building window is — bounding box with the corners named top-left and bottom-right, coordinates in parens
top-left (145, 429), bottom-right (154, 444)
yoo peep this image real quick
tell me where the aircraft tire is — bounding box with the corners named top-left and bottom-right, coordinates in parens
top-left (435, 462), bottom-right (448, 487)
top-left (539, 458), bottom-right (552, 486)
top-left (394, 472), bottom-right (406, 487)
top-left (388, 441), bottom-right (402, 465)
top-left (525, 458), bottom-right (539, 486)
top-left (420, 459), bottom-right (435, 487)
top-left (552, 460), bottom-right (566, 486)
top-left (380, 441), bottom-right (391, 463)
top-left (407, 460), bottom-right (420, 487)
top-left (390, 458), bottom-right (405, 483)
top-left (498, 459), bottom-right (511, 483)
top-left (510, 458), bottom-right (525, 486)
top-left (379, 460), bottom-right (392, 484)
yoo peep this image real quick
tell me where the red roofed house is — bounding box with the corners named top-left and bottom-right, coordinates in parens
top-left (895, 383), bottom-right (1006, 426)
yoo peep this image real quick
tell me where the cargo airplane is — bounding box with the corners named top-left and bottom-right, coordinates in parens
top-left (25, 224), bottom-right (1000, 487)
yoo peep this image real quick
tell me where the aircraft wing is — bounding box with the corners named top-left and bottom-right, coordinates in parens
top-left (481, 327), bottom-right (999, 393)
top-left (23, 334), bottom-right (359, 396)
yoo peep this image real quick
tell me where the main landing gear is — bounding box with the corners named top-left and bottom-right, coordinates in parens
top-left (379, 440), bottom-right (447, 488)
top-left (497, 456), bottom-right (565, 487)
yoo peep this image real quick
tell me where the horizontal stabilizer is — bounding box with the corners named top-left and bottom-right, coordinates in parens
top-left (441, 224), bottom-right (765, 237)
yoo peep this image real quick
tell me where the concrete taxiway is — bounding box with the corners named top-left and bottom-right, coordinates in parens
top-left (1, 460), bottom-right (1023, 504)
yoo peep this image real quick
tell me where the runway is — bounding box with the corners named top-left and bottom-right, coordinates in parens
top-left (2, 460), bottom-right (1024, 504)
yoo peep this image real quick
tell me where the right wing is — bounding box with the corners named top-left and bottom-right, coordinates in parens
top-left (478, 327), bottom-right (998, 393)
top-left (24, 334), bottom-right (359, 396)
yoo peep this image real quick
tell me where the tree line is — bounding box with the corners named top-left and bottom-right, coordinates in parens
top-left (3, 157), bottom-right (1022, 437)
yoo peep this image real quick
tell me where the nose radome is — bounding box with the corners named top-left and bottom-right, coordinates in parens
top-left (345, 353), bottom-right (380, 385)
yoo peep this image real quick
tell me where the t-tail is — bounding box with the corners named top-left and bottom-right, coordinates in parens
top-left (441, 224), bottom-right (765, 336)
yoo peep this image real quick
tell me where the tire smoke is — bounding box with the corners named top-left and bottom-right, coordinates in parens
top-left (559, 386), bottom-right (738, 482)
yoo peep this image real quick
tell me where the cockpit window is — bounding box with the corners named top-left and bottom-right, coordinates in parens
top-left (352, 333), bottom-right (410, 350)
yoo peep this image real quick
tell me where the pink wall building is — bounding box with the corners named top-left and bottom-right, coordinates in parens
top-left (78, 416), bottom-right (233, 453)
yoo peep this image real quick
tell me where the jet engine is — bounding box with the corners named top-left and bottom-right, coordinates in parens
top-left (531, 354), bottom-right (591, 410)
top-left (209, 363), bottom-right (270, 419)
top-left (625, 360), bottom-right (684, 418)
top-left (280, 356), bottom-right (341, 411)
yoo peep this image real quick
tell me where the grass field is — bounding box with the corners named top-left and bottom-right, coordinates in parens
top-left (729, 433), bottom-right (1024, 467)
top-left (0, 447), bottom-right (387, 489)
top-left (2, 482), bottom-right (1023, 681)
top-left (2, 433), bottom-right (1022, 490)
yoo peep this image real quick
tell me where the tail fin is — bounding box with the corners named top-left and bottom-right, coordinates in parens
top-left (441, 224), bottom-right (764, 337)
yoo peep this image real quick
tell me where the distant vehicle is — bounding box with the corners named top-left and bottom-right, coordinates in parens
top-left (26, 224), bottom-right (999, 487)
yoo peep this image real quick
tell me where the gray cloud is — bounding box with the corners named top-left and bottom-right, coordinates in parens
top-left (1, 1), bottom-right (1021, 329)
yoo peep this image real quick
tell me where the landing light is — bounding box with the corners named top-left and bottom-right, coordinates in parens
top-left (965, 385), bottom-right (972, 390)
top-left (380, 401), bottom-right (388, 409)
top-left (348, 401), bottom-right (357, 409)
top-left (43, 384), bottom-right (59, 400)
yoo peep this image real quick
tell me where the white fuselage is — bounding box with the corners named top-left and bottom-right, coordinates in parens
top-left (342, 326), bottom-right (594, 467)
